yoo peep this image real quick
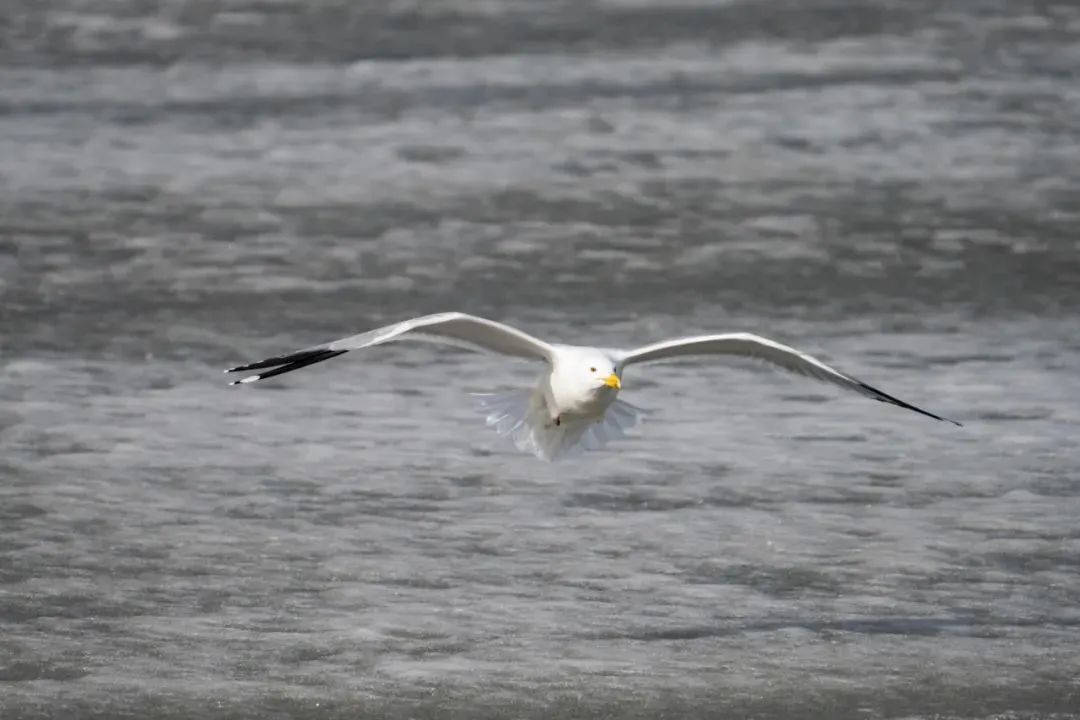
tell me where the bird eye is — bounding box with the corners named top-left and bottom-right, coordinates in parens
top-left (589, 367), bottom-right (596, 372)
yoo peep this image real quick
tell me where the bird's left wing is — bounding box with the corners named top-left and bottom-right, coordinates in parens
top-left (225, 312), bottom-right (553, 385)
top-left (618, 333), bottom-right (961, 426)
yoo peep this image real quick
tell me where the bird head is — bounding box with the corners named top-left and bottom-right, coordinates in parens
top-left (556, 349), bottom-right (622, 396)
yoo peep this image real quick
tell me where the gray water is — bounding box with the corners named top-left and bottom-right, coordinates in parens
top-left (2, 0), bottom-right (1080, 717)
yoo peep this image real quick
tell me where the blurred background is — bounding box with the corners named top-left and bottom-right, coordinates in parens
top-left (2, 0), bottom-right (1079, 718)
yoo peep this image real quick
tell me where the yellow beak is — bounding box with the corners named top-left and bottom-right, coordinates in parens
top-left (603, 373), bottom-right (622, 390)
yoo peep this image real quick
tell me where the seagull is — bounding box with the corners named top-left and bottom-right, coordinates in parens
top-left (225, 311), bottom-right (960, 460)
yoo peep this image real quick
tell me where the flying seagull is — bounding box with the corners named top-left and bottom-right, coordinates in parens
top-left (225, 312), bottom-right (960, 460)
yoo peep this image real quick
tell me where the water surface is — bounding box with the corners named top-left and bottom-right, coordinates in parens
top-left (2, 1), bottom-right (1079, 717)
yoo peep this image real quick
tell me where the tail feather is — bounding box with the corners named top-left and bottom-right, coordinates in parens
top-left (475, 391), bottom-right (530, 437)
top-left (606, 398), bottom-right (645, 434)
top-left (473, 391), bottom-right (644, 461)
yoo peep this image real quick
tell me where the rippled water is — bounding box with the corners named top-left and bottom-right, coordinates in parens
top-left (2, 1), bottom-right (1080, 718)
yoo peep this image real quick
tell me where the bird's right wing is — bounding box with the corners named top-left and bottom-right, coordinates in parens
top-left (225, 312), bottom-right (554, 384)
top-left (618, 333), bottom-right (961, 425)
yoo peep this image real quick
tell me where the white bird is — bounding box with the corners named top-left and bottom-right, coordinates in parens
top-left (225, 311), bottom-right (960, 460)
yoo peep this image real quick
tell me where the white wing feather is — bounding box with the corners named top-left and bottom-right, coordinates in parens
top-left (226, 312), bottom-right (553, 384)
top-left (618, 333), bottom-right (960, 425)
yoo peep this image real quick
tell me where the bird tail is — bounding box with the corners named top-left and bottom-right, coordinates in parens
top-left (472, 391), bottom-right (645, 461)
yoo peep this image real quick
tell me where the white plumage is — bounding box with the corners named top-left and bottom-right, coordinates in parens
top-left (225, 312), bottom-right (960, 460)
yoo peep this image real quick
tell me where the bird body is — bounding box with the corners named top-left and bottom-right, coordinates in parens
top-left (225, 312), bottom-right (959, 460)
top-left (543, 345), bottom-right (621, 423)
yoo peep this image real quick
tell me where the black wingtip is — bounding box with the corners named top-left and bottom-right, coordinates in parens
top-left (857, 381), bottom-right (961, 427)
top-left (224, 348), bottom-right (348, 384)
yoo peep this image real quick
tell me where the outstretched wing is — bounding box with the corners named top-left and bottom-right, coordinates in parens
top-left (225, 312), bottom-right (554, 385)
top-left (618, 333), bottom-right (961, 426)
